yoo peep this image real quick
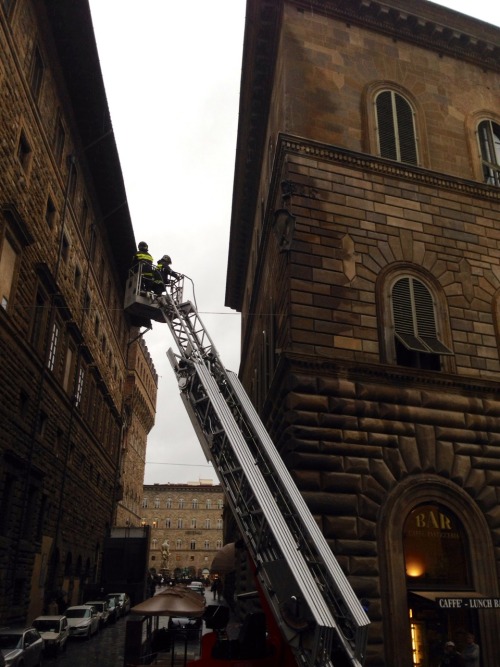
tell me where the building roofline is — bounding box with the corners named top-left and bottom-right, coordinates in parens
top-left (40, 0), bottom-right (136, 282)
top-left (225, 0), bottom-right (500, 311)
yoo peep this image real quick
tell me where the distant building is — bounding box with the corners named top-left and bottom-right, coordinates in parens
top-left (0, 0), bottom-right (156, 625)
top-left (142, 482), bottom-right (224, 578)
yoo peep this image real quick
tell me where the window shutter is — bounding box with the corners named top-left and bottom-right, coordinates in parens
top-left (395, 94), bottom-right (418, 165)
top-left (376, 91), bottom-right (418, 165)
top-left (392, 277), bottom-right (452, 355)
top-left (376, 91), bottom-right (397, 160)
top-left (392, 278), bottom-right (428, 352)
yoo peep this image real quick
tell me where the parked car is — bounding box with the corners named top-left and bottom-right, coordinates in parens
top-left (106, 592), bottom-right (131, 617)
top-left (84, 601), bottom-right (110, 628)
top-left (32, 615), bottom-right (69, 655)
top-left (65, 605), bottom-right (99, 639)
top-left (0, 626), bottom-right (44, 667)
top-left (186, 582), bottom-right (205, 598)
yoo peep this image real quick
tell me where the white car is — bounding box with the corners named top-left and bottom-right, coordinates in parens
top-left (0, 626), bottom-right (44, 667)
top-left (84, 601), bottom-right (110, 627)
top-left (65, 605), bottom-right (99, 639)
top-left (32, 615), bottom-right (69, 654)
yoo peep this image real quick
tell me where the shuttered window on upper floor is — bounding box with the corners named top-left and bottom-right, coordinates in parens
top-left (478, 120), bottom-right (500, 187)
top-left (375, 91), bottom-right (418, 165)
top-left (392, 277), bottom-right (452, 370)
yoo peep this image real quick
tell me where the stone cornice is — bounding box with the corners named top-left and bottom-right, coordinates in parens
top-left (278, 133), bottom-right (500, 204)
top-left (300, 0), bottom-right (500, 69)
top-left (283, 352), bottom-right (500, 398)
top-left (226, 0), bottom-right (500, 311)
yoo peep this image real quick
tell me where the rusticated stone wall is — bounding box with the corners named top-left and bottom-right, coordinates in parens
top-left (264, 357), bottom-right (500, 665)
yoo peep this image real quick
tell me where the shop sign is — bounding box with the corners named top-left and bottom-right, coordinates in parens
top-left (437, 598), bottom-right (500, 609)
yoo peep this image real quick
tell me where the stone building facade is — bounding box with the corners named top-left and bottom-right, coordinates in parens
top-left (116, 338), bottom-right (158, 527)
top-left (226, 1), bottom-right (500, 665)
top-left (142, 483), bottom-right (224, 579)
top-left (0, 0), bottom-right (155, 625)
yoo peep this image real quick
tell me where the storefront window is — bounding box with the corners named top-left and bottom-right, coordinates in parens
top-left (403, 503), bottom-right (469, 587)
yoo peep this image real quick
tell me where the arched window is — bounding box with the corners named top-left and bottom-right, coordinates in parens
top-left (217, 499), bottom-right (223, 510)
top-left (404, 503), bottom-right (469, 587)
top-left (216, 519), bottom-right (222, 530)
top-left (177, 518), bottom-right (183, 529)
top-left (191, 518), bottom-right (197, 529)
top-left (154, 496), bottom-right (160, 508)
top-left (391, 276), bottom-right (452, 370)
top-left (205, 518), bottom-right (211, 529)
top-left (176, 539), bottom-right (182, 549)
top-left (165, 518), bottom-right (171, 528)
top-left (166, 497), bottom-right (172, 509)
top-left (206, 499), bottom-right (212, 509)
top-left (192, 499), bottom-right (198, 509)
top-left (375, 90), bottom-right (418, 165)
top-left (179, 498), bottom-right (184, 509)
top-left (142, 497), bottom-right (148, 508)
top-left (216, 540), bottom-right (222, 549)
top-left (190, 540), bottom-right (196, 550)
top-left (478, 119), bottom-right (500, 186)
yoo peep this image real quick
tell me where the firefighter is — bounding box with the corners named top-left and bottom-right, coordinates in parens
top-left (155, 254), bottom-right (180, 293)
top-left (131, 241), bottom-right (154, 291)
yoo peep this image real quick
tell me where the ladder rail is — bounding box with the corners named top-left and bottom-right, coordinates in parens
top-left (157, 283), bottom-right (369, 667)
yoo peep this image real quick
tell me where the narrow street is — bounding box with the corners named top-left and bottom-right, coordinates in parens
top-left (43, 615), bottom-right (129, 667)
top-left (42, 596), bottom-right (226, 666)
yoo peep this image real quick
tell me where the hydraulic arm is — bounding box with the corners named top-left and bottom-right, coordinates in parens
top-left (125, 266), bottom-right (370, 667)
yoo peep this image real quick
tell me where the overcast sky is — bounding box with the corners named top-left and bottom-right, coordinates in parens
top-left (88, 0), bottom-right (499, 486)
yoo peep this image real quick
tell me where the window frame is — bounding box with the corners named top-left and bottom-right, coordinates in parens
top-left (377, 266), bottom-right (454, 373)
top-left (477, 118), bottom-right (500, 187)
top-left (363, 82), bottom-right (428, 168)
top-left (0, 233), bottom-right (19, 311)
top-left (375, 90), bottom-right (419, 165)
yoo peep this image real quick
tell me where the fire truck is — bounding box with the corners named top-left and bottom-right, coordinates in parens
top-left (124, 266), bottom-right (370, 667)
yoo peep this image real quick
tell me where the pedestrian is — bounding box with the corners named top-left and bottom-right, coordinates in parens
top-left (439, 641), bottom-right (465, 667)
top-left (462, 633), bottom-right (480, 667)
top-left (131, 241), bottom-right (154, 292)
top-left (211, 577), bottom-right (222, 602)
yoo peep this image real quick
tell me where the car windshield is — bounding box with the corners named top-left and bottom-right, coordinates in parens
top-left (33, 621), bottom-right (59, 632)
top-left (0, 634), bottom-right (21, 649)
top-left (66, 609), bottom-right (89, 619)
top-left (89, 603), bottom-right (103, 611)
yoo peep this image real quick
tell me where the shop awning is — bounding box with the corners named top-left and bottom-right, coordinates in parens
top-left (410, 591), bottom-right (486, 601)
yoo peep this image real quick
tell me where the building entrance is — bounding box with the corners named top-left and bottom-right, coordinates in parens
top-left (408, 592), bottom-right (479, 666)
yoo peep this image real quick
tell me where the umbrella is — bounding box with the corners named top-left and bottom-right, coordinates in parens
top-left (210, 542), bottom-right (236, 574)
top-left (130, 588), bottom-right (205, 617)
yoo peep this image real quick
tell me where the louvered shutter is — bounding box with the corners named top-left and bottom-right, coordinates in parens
top-left (412, 280), bottom-right (452, 354)
top-left (396, 94), bottom-right (418, 165)
top-left (376, 91), bottom-right (397, 160)
top-left (392, 278), bottom-right (428, 352)
top-left (376, 91), bottom-right (418, 165)
top-left (392, 277), bottom-right (452, 355)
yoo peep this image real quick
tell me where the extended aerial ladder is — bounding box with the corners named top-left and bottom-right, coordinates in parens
top-left (124, 265), bottom-right (370, 667)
